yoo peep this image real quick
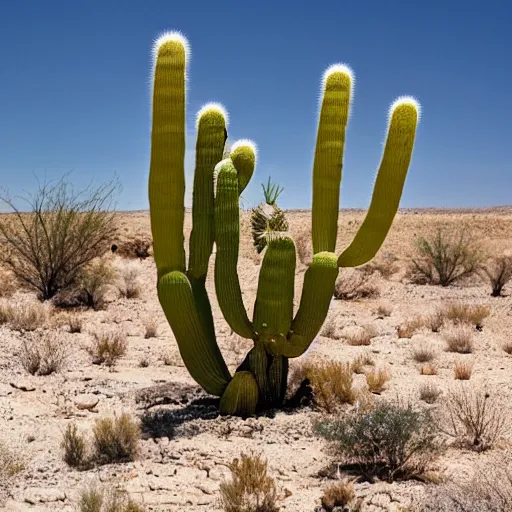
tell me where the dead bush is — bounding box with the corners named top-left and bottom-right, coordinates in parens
top-left (143, 317), bottom-right (158, 339)
top-left (344, 327), bottom-right (372, 346)
top-left (0, 442), bottom-right (24, 478)
top-left (440, 387), bottom-right (509, 451)
top-left (294, 230), bottom-right (312, 266)
top-left (424, 309), bottom-right (446, 332)
top-left (92, 413), bottom-right (140, 464)
top-left (333, 268), bottom-right (379, 300)
top-left (398, 317), bottom-right (425, 338)
top-left (78, 484), bottom-right (145, 512)
top-left (365, 367), bottom-right (391, 393)
top-left (219, 451), bottom-right (279, 512)
top-left (115, 235), bottom-right (152, 260)
top-left (364, 253), bottom-right (399, 278)
top-left (0, 301), bottom-right (49, 331)
top-left (453, 360), bottom-right (473, 380)
top-left (443, 302), bottom-right (490, 329)
top-left (410, 227), bottom-right (483, 286)
top-left (481, 255), bottom-right (512, 297)
top-left (88, 328), bottom-right (127, 367)
top-left (443, 325), bottom-right (474, 353)
top-left (412, 344), bottom-right (436, 363)
top-left (19, 331), bottom-right (67, 375)
top-left (502, 340), bottom-right (512, 355)
top-left (320, 316), bottom-right (339, 339)
top-left (376, 302), bottom-right (393, 317)
top-left (321, 478), bottom-right (355, 511)
top-left (420, 383), bottom-right (441, 404)
top-left (0, 176), bottom-right (118, 300)
top-left (68, 313), bottom-right (83, 333)
top-left (351, 353), bottom-right (375, 374)
top-left (62, 423), bottom-right (87, 468)
top-left (0, 267), bottom-right (17, 298)
top-left (420, 363), bottom-right (438, 376)
top-left (116, 265), bottom-right (142, 299)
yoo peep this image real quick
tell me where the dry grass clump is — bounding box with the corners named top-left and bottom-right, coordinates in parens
top-left (424, 309), bottom-right (446, 332)
top-left (219, 451), bottom-right (279, 512)
top-left (88, 328), bottom-right (128, 367)
top-left (420, 383), bottom-right (442, 404)
top-left (19, 331), bottom-right (67, 375)
top-left (344, 327), bottom-right (372, 346)
top-left (68, 313), bottom-right (83, 333)
top-left (453, 360), bottom-right (473, 380)
top-left (397, 317), bottom-right (425, 338)
top-left (321, 479), bottom-right (355, 511)
top-left (481, 255), bottom-right (512, 297)
top-left (294, 229), bottom-right (312, 266)
top-left (0, 267), bottom-right (17, 298)
top-left (420, 363), bottom-right (438, 376)
top-left (62, 423), bottom-right (87, 468)
top-left (116, 265), bottom-right (142, 299)
top-left (440, 387), bottom-right (509, 451)
top-left (315, 400), bottom-right (442, 482)
top-left (443, 325), bottom-right (474, 353)
top-left (114, 235), bottom-right (152, 260)
top-left (0, 301), bottom-right (49, 331)
top-left (142, 317), bottom-right (158, 339)
top-left (289, 360), bottom-right (355, 413)
top-left (376, 302), bottom-right (393, 317)
top-left (412, 343), bottom-right (436, 363)
top-left (443, 302), bottom-right (490, 329)
top-left (502, 340), bottom-right (512, 355)
top-left (410, 227), bottom-right (483, 286)
top-left (92, 413), bottom-right (140, 464)
top-left (365, 367), bottom-right (391, 393)
top-left (320, 316), bottom-right (339, 339)
top-left (0, 441), bottom-right (24, 478)
top-left (78, 484), bottom-right (145, 512)
top-left (333, 268), bottom-right (380, 301)
top-left (364, 253), bottom-right (399, 278)
top-left (351, 353), bottom-right (375, 374)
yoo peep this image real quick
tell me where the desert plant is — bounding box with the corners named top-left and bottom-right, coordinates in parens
top-left (147, 32), bottom-right (420, 417)
top-left (68, 313), bottom-right (83, 333)
top-left (502, 340), bottom-right (512, 355)
top-left (420, 383), bottom-right (441, 404)
top-left (420, 363), bottom-right (438, 376)
top-left (0, 267), bottom-right (17, 298)
top-left (116, 265), bottom-right (142, 299)
top-left (365, 367), bottom-right (391, 393)
top-left (19, 331), bottom-right (67, 375)
top-left (376, 302), bottom-right (393, 317)
top-left (481, 255), bottom-right (512, 297)
top-left (440, 387), bottom-right (509, 451)
top-left (453, 360), bottom-right (473, 380)
top-left (92, 413), bottom-right (140, 464)
top-left (251, 177), bottom-right (289, 254)
top-left (412, 344), bottom-right (436, 363)
top-left (443, 325), bottom-right (474, 353)
top-left (62, 423), bottom-right (87, 468)
top-left (142, 317), bottom-right (158, 338)
top-left (0, 301), bottom-right (49, 331)
top-left (72, 257), bottom-right (118, 309)
top-left (333, 267), bottom-right (380, 300)
top-left (0, 176), bottom-right (118, 300)
top-left (88, 329), bottom-right (128, 367)
top-left (0, 442), bottom-right (24, 478)
top-left (315, 400), bottom-right (442, 481)
top-left (410, 228), bottom-right (482, 286)
top-left (351, 353), bottom-right (375, 374)
top-left (321, 479), bottom-right (355, 511)
top-left (398, 317), bottom-right (425, 338)
top-left (344, 327), bottom-right (372, 346)
top-left (219, 451), bottom-right (279, 512)
top-left (78, 485), bottom-right (145, 512)
top-left (443, 302), bottom-right (490, 329)
top-left (115, 235), bottom-right (152, 259)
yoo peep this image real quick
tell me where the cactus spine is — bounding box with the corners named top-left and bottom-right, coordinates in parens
top-left (149, 32), bottom-right (420, 418)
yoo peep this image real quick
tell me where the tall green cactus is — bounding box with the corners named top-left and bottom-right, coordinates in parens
top-left (148, 32), bottom-right (421, 417)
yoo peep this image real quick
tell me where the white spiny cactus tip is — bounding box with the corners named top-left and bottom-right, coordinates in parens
top-left (388, 96), bottom-right (422, 123)
top-left (214, 158), bottom-right (232, 174)
top-left (195, 102), bottom-right (229, 129)
top-left (321, 63), bottom-right (355, 92)
top-left (230, 139), bottom-right (258, 160)
top-left (152, 31), bottom-right (191, 66)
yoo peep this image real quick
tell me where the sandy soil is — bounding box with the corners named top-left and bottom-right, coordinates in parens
top-left (1, 208), bottom-right (512, 511)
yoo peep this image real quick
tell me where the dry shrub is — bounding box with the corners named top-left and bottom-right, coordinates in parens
top-left (219, 451), bottom-right (278, 512)
top-left (410, 227), bottom-right (483, 286)
top-left (481, 255), bottom-right (512, 297)
top-left (0, 176), bottom-right (118, 300)
top-left (68, 313), bottom-right (83, 333)
top-left (0, 301), bottom-right (49, 331)
top-left (88, 328), bottom-right (127, 367)
top-left (62, 423), bottom-right (87, 468)
top-left (443, 325), bottom-right (474, 353)
top-left (320, 316), bottom-right (339, 339)
top-left (351, 353), bottom-right (375, 374)
top-left (502, 340), bottom-right (512, 355)
top-left (315, 400), bottom-right (442, 482)
top-left (116, 265), bottom-right (142, 299)
top-left (0, 442), bottom-right (24, 478)
top-left (0, 267), bottom-right (17, 298)
top-left (365, 367), bottom-right (391, 393)
top-left (321, 478), bottom-right (355, 511)
top-left (142, 317), bottom-right (158, 339)
top-left (376, 302), bottom-right (393, 317)
top-left (453, 360), bottom-right (473, 380)
top-left (420, 383), bottom-right (441, 404)
top-left (440, 387), bottom-right (509, 451)
top-left (364, 253), bottom-right (399, 278)
top-left (344, 327), bottom-right (372, 346)
top-left (420, 363), bottom-right (438, 376)
top-left (290, 360), bottom-right (355, 412)
top-left (115, 235), bottom-right (152, 260)
top-left (92, 413), bottom-right (140, 464)
top-left (78, 484), bottom-right (145, 512)
top-left (19, 331), bottom-right (67, 375)
top-left (333, 268), bottom-right (379, 300)
top-left (412, 344), bottom-right (436, 363)
top-left (424, 309), bottom-right (446, 332)
top-left (294, 229), bottom-right (312, 265)
top-left (138, 358), bottom-right (149, 368)
top-left (443, 302), bottom-right (490, 329)
top-left (398, 317), bottom-right (425, 338)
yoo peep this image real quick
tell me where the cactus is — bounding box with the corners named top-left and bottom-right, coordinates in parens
top-left (148, 32), bottom-right (421, 417)
top-left (251, 177), bottom-right (289, 254)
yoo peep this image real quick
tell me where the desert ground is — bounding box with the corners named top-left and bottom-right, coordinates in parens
top-left (1, 208), bottom-right (512, 511)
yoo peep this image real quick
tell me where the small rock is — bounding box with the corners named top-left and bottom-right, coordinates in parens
top-left (10, 381), bottom-right (35, 392)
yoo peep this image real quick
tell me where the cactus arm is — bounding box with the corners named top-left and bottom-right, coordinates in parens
top-left (214, 158), bottom-right (254, 339)
top-left (188, 105), bottom-right (229, 280)
top-left (230, 140), bottom-right (256, 195)
top-left (311, 65), bottom-right (353, 255)
top-left (338, 98), bottom-right (420, 267)
top-left (148, 34), bottom-right (188, 275)
top-left (219, 371), bottom-right (259, 418)
top-left (158, 270), bottom-right (231, 397)
top-left (267, 252), bottom-right (339, 358)
top-left (253, 235), bottom-right (296, 343)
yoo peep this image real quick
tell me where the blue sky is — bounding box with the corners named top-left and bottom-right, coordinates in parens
top-left (0, 0), bottom-right (510, 211)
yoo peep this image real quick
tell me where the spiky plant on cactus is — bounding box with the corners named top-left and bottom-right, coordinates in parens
top-left (148, 31), bottom-right (421, 418)
top-left (251, 177), bottom-right (289, 253)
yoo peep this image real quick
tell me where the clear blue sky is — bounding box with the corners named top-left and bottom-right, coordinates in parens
top-left (0, 0), bottom-right (510, 211)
